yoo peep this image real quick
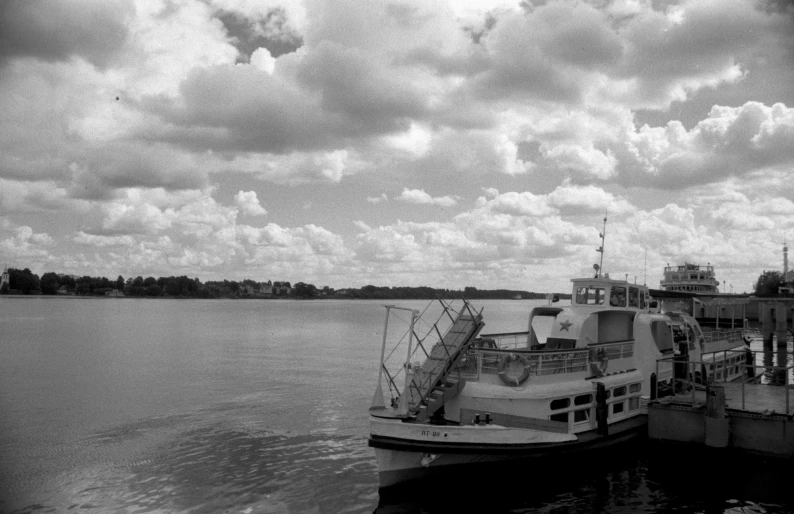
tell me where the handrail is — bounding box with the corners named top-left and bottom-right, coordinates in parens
top-left (460, 340), bottom-right (635, 379)
top-left (481, 331), bottom-right (529, 337)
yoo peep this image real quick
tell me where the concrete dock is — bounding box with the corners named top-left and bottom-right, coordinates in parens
top-left (648, 351), bottom-right (794, 458)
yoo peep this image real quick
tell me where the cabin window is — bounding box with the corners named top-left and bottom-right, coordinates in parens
top-left (574, 394), bottom-right (593, 406)
top-left (576, 287), bottom-right (605, 305)
top-left (550, 412), bottom-right (568, 423)
top-left (629, 383), bottom-right (641, 393)
top-left (574, 409), bottom-right (590, 422)
top-left (629, 397), bottom-right (640, 411)
top-left (612, 402), bottom-right (624, 414)
top-left (628, 287), bottom-right (639, 307)
top-left (613, 386), bottom-right (626, 397)
top-left (640, 292), bottom-right (647, 309)
top-left (550, 398), bottom-right (570, 410)
top-left (610, 287), bottom-right (623, 305)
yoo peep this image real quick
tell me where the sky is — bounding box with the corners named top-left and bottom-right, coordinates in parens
top-left (1, 0), bottom-right (793, 293)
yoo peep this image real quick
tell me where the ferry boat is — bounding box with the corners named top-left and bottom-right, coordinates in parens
top-left (368, 235), bottom-right (747, 488)
top-left (660, 263), bottom-right (719, 293)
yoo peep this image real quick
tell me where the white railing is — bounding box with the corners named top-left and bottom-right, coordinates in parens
top-left (479, 331), bottom-right (529, 349)
top-left (702, 328), bottom-right (745, 345)
top-left (457, 340), bottom-right (634, 380)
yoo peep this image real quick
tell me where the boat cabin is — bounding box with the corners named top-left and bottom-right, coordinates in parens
top-left (572, 278), bottom-right (650, 310)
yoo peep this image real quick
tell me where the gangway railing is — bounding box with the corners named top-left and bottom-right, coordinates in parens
top-left (371, 297), bottom-right (484, 419)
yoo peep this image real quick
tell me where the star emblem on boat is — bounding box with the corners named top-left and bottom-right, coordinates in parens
top-left (559, 320), bottom-right (573, 331)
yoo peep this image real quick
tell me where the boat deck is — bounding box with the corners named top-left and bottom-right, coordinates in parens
top-left (668, 382), bottom-right (793, 415)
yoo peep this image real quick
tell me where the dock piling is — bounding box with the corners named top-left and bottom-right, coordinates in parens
top-left (776, 302), bottom-right (788, 347)
top-left (762, 303), bottom-right (775, 347)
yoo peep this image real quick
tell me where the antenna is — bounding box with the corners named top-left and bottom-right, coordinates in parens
top-left (644, 247), bottom-right (647, 286)
top-left (595, 210), bottom-right (607, 277)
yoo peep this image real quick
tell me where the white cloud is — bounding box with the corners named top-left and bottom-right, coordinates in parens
top-left (73, 232), bottom-right (136, 247)
top-left (367, 194), bottom-right (388, 204)
top-left (397, 188), bottom-right (459, 207)
top-left (234, 190), bottom-right (267, 216)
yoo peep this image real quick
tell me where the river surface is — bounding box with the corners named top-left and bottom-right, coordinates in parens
top-left (0, 297), bottom-right (792, 513)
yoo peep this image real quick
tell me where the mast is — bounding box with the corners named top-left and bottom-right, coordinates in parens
top-left (595, 211), bottom-right (607, 277)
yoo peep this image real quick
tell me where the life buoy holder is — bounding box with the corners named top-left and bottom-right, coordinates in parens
top-left (590, 347), bottom-right (608, 376)
top-left (498, 353), bottom-right (532, 386)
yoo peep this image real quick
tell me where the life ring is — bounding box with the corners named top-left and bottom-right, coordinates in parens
top-left (590, 347), bottom-right (608, 376)
top-left (498, 353), bottom-right (531, 386)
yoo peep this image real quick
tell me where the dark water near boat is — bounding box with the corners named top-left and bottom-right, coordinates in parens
top-left (0, 298), bottom-right (792, 513)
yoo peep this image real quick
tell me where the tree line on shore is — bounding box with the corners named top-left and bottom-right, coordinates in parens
top-left (0, 267), bottom-right (560, 300)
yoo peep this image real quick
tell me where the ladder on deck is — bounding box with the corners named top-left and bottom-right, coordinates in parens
top-left (402, 301), bottom-right (484, 421)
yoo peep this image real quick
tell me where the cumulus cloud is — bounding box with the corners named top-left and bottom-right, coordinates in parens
top-left (72, 232), bottom-right (136, 247)
top-left (397, 188), bottom-right (459, 207)
top-left (234, 190), bottom-right (267, 216)
top-left (618, 102), bottom-right (794, 187)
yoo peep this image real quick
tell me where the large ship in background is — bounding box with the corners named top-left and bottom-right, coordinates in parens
top-left (660, 263), bottom-right (720, 293)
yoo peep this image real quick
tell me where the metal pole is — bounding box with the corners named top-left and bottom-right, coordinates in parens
top-left (786, 367), bottom-right (789, 417)
top-left (654, 358), bottom-right (658, 400)
top-left (741, 364), bottom-right (745, 410)
top-left (724, 349), bottom-right (727, 382)
top-left (787, 365), bottom-right (790, 417)
top-left (370, 306), bottom-right (392, 409)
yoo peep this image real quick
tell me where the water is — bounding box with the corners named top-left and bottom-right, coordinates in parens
top-left (0, 298), bottom-right (791, 513)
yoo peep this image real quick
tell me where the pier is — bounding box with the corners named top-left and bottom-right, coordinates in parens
top-left (648, 351), bottom-right (794, 457)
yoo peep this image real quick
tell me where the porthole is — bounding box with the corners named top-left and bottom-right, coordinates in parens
top-left (574, 394), bottom-right (592, 406)
top-left (550, 398), bottom-right (570, 410)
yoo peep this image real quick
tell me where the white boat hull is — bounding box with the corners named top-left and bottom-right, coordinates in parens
top-left (369, 414), bottom-right (647, 488)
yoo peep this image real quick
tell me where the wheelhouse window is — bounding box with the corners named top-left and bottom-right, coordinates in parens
top-left (609, 287), bottom-right (626, 307)
top-left (575, 287), bottom-right (605, 305)
top-left (628, 287), bottom-right (639, 307)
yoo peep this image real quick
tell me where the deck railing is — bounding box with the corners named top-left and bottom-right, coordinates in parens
top-left (701, 328), bottom-right (745, 345)
top-left (457, 340), bottom-right (634, 380)
top-left (479, 331), bottom-right (529, 349)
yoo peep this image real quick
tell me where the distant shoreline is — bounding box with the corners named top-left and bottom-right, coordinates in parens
top-left (0, 294), bottom-right (565, 301)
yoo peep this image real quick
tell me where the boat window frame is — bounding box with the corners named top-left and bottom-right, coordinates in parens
top-left (575, 286), bottom-right (606, 306)
top-left (574, 394), bottom-right (593, 406)
top-left (628, 287), bottom-right (640, 307)
top-left (609, 286), bottom-right (627, 307)
top-left (550, 398), bottom-right (571, 410)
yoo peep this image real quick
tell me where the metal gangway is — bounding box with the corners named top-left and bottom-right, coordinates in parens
top-left (371, 298), bottom-right (484, 421)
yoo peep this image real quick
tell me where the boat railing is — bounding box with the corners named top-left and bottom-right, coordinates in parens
top-left (701, 328), bottom-right (745, 345)
top-left (479, 331), bottom-right (529, 349)
top-left (457, 340), bottom-right (634, 380)
top-left (654, 350), bottom-right (794, 415)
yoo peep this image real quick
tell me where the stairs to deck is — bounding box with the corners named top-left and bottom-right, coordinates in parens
top-left (404, 305), bottom-right (483, 421)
